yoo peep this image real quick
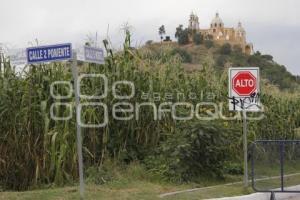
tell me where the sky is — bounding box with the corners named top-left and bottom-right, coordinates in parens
top-left (1, 0), bottom-right (299, 75)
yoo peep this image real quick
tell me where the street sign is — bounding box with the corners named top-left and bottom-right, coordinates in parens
top-left (84, 46), bottom-right (104, 64)
top-left (26, 43), bottom-right (72, 64)
top-left (77, 46), bottom-right (104, 64)
top-left (228, 67), bottom-right (260, 112)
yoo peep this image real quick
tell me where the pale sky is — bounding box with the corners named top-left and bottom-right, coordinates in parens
top-left (1, 0), bottom-right (299, 75)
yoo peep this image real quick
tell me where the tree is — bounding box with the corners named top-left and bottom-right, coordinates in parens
top-left (219, 43), bottom-right (232, 55)
top-left (175, 26), bottom-right (189, 45)
top-left (261, 54), bottom-right (273, 61)
top-left (159, 25), bottom-right (166, 42)
top-left (254, 51), bottom-right (261, 56)
top-left (175, 25), bottom-right (183, 39)
top-left (193, 32), bottom-right (203, 45)
top-left (178, 29), bottom-right (189, 45)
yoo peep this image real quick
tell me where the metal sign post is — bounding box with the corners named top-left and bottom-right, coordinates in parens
top-left (242, 108), bottom-right (248, 187)
top-left (71, 45), bottom-right (104, 199)
top-left (71, 52), bottom-right (85, 200)
top-left (228, 67), bottom-right (260, 188)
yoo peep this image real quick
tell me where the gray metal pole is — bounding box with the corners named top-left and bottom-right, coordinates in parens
top-left (280, 142), bottom-right (284, 191)
top-left (71, 52), bottom-right (85, 199)
top-left (243, 108), bottom-right (248, 187)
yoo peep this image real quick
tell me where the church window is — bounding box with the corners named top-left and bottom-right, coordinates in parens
top-left (215, 23), bottom-right (217, 27)
top-left (213, 29), bottom-right (216, 33)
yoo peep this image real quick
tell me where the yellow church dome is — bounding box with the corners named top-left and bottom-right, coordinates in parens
top-left (211, 12), bottom-right (224, 28)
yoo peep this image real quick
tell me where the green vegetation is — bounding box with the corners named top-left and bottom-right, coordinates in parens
top-left (175, 25), bottom-right (189, 45)
top-left (3, 169), bottom-right (300, 200)
top-left (0, 30), bottom-right (300, 200)
top-left (204, 40), bottom-right (214, 49)
top-left (0, 183), bottom-right (252, 200)
top-left (192, 33), bottom-right (203, 45)
top-left (3, 174), bottom-right (300, 200)
top-left (170, 48), bottom-right (192, 63)
top-left (144, 121), bottom-right (237, 182)
top-left (158, 25), bottom-right (166, 42)
top-left (219, 43), bottom-right (232, 55)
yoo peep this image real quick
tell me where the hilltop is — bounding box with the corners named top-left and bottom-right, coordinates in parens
top-left (153, 12), bottom-right (300, 91)
top-left (142, 41), bottom-right (300, 91)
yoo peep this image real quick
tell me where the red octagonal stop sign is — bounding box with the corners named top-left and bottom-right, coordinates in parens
top-left (232, 71), bottom-right (256, 96)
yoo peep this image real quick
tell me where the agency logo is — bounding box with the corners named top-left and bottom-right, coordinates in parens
top-left (50, 73), bottom-right (265, 128)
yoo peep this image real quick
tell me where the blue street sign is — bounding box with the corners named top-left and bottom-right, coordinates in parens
top-left (26, 43), bottom-right (72, 64)
top-left (84, 46), bottom-right (104, 64)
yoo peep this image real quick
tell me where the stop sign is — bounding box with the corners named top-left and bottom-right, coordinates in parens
top-left (228, 67), bottom-right (260, 111)
top-left (232, 71), bottom-right (256, 96)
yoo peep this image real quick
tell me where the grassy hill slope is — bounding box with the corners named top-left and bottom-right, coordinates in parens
top-left (142, 41), bottom-right (300, 91)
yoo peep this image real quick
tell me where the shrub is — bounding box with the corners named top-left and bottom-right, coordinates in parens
top-left (233, 45), bottom-right (242, 53)
top-left (261, 54), bottom-right (273, 61)
top-left (224, 162), bottom-right (243, 175)
top-left (145, 121), bottom-right (236, 182)
top-left (193, 33), bottom-right (203, 45)
top-left (171, 48), bottom-right (192, 63)
top-left (219, 43), bottom-right (232, 55)
top-left (86, 160), bottom-right (153, 185)
top-left (145, 40), bottom-right (153, 45)
top-left (86, 166), bottom-right (115, 185)
top-left (216, 55), bottom-right (227, 67)
top-left (204, 40), bottom-right (214, 49)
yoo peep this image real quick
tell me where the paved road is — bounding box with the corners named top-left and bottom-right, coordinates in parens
top-left (288, 195), bottom-right (300, 200)
top-left (289, 197), bottom-right (300, 200)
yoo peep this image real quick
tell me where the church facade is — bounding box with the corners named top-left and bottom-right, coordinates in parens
top-left (188, 12), bottom-right (253, 55)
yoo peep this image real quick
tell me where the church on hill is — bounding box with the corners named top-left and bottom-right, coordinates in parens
top-left (188, 12), bottom-right (253, 55)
